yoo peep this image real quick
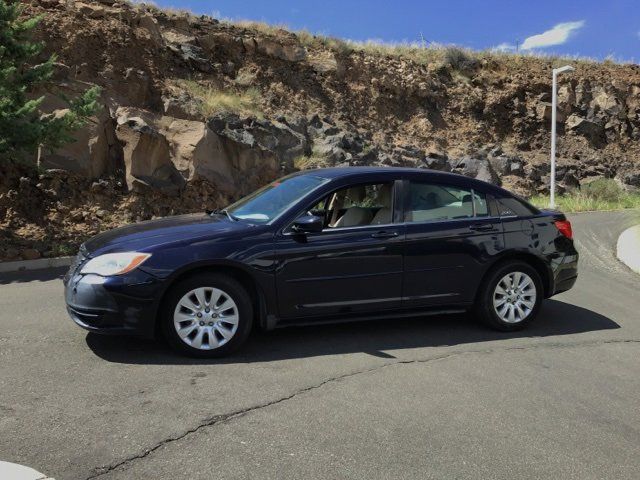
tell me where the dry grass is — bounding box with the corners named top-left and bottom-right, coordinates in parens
top-left (293, 147), bottom-right (329, 170)
top-left (232, 19), bottom-right (290, 35)
top-left (126, 0), bottom-right (631, 68)
top-left (178, 80), bottom-right (263, 117)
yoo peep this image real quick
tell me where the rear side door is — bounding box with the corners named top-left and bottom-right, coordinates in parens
top-left (274, 179), bottom-right (405, 319)
top-left (401, 178), bottom-right (504, 308)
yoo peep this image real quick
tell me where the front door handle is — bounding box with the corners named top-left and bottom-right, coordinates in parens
top-left (371, 231), bottom-right (399, 239)
top-left (469, 223), bottom-right (497, 232)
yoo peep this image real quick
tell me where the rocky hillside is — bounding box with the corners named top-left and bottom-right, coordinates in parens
top-left (2, 0), bottom-right (640, 261)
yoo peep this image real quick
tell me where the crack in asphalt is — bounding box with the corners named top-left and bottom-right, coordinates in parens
top-left (84, 337), bottom-right (640, 479)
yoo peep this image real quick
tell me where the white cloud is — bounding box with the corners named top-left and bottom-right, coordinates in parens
top-left (521, 21), bottom-right (585, 50)
top-left (492, 42), bottom-right (516, 53)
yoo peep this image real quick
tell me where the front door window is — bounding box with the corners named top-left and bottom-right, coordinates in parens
top-left (302, 182), bottom-right (394, 230)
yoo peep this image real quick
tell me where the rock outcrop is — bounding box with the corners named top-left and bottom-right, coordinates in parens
top-left (3, 0), bottom-right (640, 260)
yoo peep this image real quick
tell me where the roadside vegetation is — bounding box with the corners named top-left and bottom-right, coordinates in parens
top-left (128, 1), bottom-right (614, 70)
top-left (0, 0), bottom-right (100, 164)
top-left (177, 80), bottom-right (263, 117)
top-left (530, 179), bottom-right (640, 212)
top-left (293, 148), bottom-right (329, 171)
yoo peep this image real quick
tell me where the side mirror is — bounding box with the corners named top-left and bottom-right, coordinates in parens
top-left (292, 214), bottom-right (323, 233)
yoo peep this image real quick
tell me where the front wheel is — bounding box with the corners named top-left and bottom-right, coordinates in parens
top-left (161, 273), bottom-right (253, 358)
top-left (474, 261), bottom-right (543, 331)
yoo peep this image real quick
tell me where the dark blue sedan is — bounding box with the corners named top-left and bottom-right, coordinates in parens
top-left (64, 167), bottom-right (578, 357)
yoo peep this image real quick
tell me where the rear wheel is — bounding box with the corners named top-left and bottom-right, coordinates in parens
top-left (161, 273), bottom-right (253, 358)
top-left (474, 261), bottom-right (543, 331)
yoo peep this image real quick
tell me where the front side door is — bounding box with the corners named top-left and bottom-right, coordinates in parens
top-left (274, 180), bottom-right (405, 319)
top-left (402, 179), bottom-right (504, 308)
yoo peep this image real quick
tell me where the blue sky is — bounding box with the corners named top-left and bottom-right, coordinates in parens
top-left (152, 0), bottom-right (639, 61)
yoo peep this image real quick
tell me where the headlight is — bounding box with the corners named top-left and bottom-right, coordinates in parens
top-left (80, 252), bottom-right (151, 276)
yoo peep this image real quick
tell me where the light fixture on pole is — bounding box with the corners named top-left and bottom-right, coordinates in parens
top-left (550, 65), bottom-right (575, 209)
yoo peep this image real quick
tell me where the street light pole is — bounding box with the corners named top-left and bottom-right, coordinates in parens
top-left (549, 65), bottom-right (574, 209)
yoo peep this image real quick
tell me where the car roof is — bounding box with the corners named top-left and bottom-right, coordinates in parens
top-left (295, 166), bottom-right (510, 196)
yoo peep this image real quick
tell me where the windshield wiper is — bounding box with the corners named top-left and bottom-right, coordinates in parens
top-left (209, 209), bottom-right (240, 221)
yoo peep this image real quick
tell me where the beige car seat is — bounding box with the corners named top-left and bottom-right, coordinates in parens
top-left (334, 186), bottom-right (373, 227)
top-left (371, 184), bottom-right (392, 225)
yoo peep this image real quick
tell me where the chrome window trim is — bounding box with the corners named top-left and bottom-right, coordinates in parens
top-left (281, 222), bottom-right (398, 237)
top-left (281, 216), bottom-right (505, 236)
top-left (401, 215), bottom-right (503, 227)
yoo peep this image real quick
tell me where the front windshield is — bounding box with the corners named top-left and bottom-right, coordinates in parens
top-left (226, 174), bottom-right (329, 223)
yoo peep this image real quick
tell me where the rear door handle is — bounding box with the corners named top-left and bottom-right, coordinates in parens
top-left (469, 223), bottom-right (497, 232)
top-left (370, 231), bottom-right (399, 239)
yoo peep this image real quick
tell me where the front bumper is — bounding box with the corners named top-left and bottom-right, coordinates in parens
top-left (64, 260), bottom-right (164, 338)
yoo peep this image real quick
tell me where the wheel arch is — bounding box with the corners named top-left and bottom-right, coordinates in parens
top-left (479, 252), bottom-right (553, 299)
top-left (152, 261), bottom-right (268, 337)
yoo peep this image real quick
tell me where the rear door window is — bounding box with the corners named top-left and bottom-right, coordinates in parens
top-left (406, 182), bottom-right (489, 222)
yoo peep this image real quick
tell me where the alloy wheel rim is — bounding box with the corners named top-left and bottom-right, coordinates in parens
top-left (492, 271), bottom-right (536, 324)
top-left (173, 287), bottom-right (239, 350)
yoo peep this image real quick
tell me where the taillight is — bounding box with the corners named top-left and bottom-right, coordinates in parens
top-left (554, 220), bottom-right (573, 239)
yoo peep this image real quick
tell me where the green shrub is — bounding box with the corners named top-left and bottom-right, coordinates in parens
top-left (529, 178), bottom-right (640, 212)
top-left (0, 0), bottom-right (100, 163)
top-left (580, 178), bottom-right (623, 202)
top-left (442, 46), bottom-right (479, 72)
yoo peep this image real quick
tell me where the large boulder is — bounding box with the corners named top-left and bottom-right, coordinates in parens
top-left (107, 68), bottom-right (153, 107)
top-left (254, 37), bottom-right (307, 62)
top-left (536, 102), bottom-right (566, 123)
top-left (161, 92), bottom-right (203, 121)
top-left (422, 156), bottom-right (451, 172)
top-left (135, 13), bottom-right (163, 46)
top-left (307, 51), bottom-right (340, 74)
top-left (590, 88), bottom-right (622, 116)
top-left (199, 32), bottom-right (246, 59)
top-left (38, 107), bottom-right (117, 179)
top-left (208, 112), bottom-right (308, 167)
top-left (163, 118), bottom-right (236, 194)
top-left (489, 155), bottom-right (524, 177)
top-left (163, 30), bottom-right (211, 72)
top-left (34, 81), bottom-right (120, 179)
top-left (450, 157), bottom-right (500, 185)
top-left (206, 116), bottom-right (282, 194)
top-left (76, 2), bottom-right (108, 18)
top-left (114, 108), bottom-right (289, 195)
top-left (566, 114), bottom-right (605, 147)
top-left (115, 113), bottom-right (185, 195)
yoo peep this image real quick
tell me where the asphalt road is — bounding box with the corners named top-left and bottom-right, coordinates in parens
top-left (1, 210), bottom-right (639, 480)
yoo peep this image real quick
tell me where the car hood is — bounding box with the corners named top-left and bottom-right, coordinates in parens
top-left (83, 213), bottom-right (257, 256)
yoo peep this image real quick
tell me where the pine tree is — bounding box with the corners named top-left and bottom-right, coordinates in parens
top-left (0, 0), bottom-right (100, 163)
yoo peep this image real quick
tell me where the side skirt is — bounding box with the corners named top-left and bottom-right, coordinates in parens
top-left (272, 305), bottom-right (471, 329)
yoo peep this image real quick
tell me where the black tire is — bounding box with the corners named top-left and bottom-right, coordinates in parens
top-left (474, 261), bottom-right (543, 331)
top-left (161, 273), bottom-right (253, 358)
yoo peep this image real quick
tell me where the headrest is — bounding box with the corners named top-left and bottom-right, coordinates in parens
top-left (346, 186), bottom-right (366, 203)
top-left (424, 192), bottom-right (441, 208)
top-left (376, 184), bottom-right (391, 205)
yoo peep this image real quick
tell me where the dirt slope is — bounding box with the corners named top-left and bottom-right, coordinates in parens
top-left (1, 0), bottom-right (639, 260)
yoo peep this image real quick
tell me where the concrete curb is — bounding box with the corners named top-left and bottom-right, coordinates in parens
top-left (617, 225), bottom-right (640, 275)
top-left (0, 461), bottom-right (55, 480)
top-left (0, 256), bottom-right (73, 274)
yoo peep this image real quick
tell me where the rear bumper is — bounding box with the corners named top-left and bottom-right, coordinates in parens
top-left (550, 250), bottom-right (579, 296)
top-left (64, 268), bottom-right (163, 338)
